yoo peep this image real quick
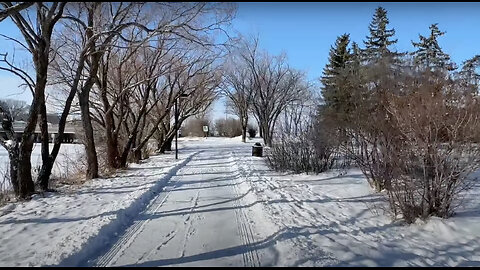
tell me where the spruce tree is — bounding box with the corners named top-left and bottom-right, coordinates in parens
top-left (411, 23), bottom-right (452, 71)
top-left (460, 55), bottom-right (480, 92)
top-left (348, 41), bottom-right (362, 74)
top-left (321, 33), bottom-right (350, 107)
top-left (363, 6), bottom-right (401, 62)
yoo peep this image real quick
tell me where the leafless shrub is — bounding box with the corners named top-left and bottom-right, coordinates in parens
top-left (267, 112), bottom-right (339, 174)
top-left (182, 117), bottom-right (211, 137)
top-left (382, 77), bottom-right (480, 222)
top-left (49, 147), bottom-right (88, 188)
top-left (215, 118), bottom-right (242, 137)
top-left (266, 133), bottom-right (336, 174)
top-left (343, 68), bottom-right (480, 223)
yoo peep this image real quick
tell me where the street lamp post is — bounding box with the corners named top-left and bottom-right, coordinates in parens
top-left (175, 93), bottom-right (189, 160)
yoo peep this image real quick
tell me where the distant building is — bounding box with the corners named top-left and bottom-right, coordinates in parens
top-left (0, 120), bottom-right (81, 143)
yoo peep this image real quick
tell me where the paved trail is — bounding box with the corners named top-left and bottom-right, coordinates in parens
top-left (91, 145), bottom-right (263, 267)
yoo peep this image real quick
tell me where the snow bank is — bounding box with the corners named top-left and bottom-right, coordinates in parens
top-left (231, 146), bottom-right (480, 267)
top-left (0, 150), bottom-right (198, 267)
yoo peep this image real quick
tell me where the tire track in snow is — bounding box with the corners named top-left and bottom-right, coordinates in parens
top-left (136, 159), bottom-right (210, 264)
top-left (96, 185), bottom-right (177, 267)
top-left (229, 153), bottom-right (261, 267)
top-left (231, 150), bottom-right (339, 266)
top-left (71, 151), bottom-right (202, 267)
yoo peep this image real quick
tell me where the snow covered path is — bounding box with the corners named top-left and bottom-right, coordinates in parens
top-left (90, 147), bottom-right (263, 267)
top-left (1, 137), bottom-right (479, 267)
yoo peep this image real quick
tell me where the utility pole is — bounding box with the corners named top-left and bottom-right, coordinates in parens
top-left (175, 98), bottom-right (178, 160)
top-left (175, 93), bottom-right (189, 160)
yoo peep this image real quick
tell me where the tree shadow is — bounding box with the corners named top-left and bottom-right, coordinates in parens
top-left (170, 181), bottom-right (246, 192)
top-left (118, 225), bottom-right (341, 267)
top-left (0, 210), bottom-right (119, 225)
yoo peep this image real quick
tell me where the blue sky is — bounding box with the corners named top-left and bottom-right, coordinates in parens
top-left (211, 2), bottom-right (480, 120)
top-left (1, 2), bottom-right (480, 119)
top-left (231, 2), bottom-right (480, 80)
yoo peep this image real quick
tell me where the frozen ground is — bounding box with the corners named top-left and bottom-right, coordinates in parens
top-left (0, 137), bottom-right (479, 266)
top-left (0, 143), bottom-right (85, 191)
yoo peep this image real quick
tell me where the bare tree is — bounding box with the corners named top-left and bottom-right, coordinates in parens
top-left (182, 116), bottom-right (211, 137)
top-left (61, 2), bottom-right (235, 172)
top-left (221, 45), bottom-right (255, 142)
top-left (0, 2), bottom-right (66, 199)
top-left (155, 57), bottom-right (220, 154)
top-left (241, 40), bottom-right (309, 146)
top-left (0, 98), bottom-right (29, 121)
top-left (215, 117), bottom-right (242, 137)
top-left (0, 2), bottom-right (32, 22)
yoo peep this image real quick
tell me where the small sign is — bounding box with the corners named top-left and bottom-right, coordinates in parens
top-left (203, 126), bottom-right (209, 132)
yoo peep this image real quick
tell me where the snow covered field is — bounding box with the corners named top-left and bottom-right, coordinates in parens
top-left (0, 143), bottom-right (85, 191)
top-left (0, 137), bottom-right (479, 266)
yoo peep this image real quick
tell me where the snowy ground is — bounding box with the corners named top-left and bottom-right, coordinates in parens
top-left (0, 143), bottom-right (85, 191)
top-left (0, 137), bottom-right (479, 266)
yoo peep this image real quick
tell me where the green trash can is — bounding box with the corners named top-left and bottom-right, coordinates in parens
top-left (252, 142), bottom-right (263, 157)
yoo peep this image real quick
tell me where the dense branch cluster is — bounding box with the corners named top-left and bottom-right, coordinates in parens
top-left (0, 2), bottom-right (235, 199)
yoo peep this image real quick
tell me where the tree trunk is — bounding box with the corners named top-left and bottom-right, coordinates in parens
top-left (8, 147), bottom-right (19, 195)
top-left (156, 128), bottom-right (165, 151)
top-left (103, 104), bottom-right (120, 169)
top-left (16, 70), bottom-right (47, 199)
top-left (37, 95), bottom-right (51, 191)
top-left (258, 120), bottom-right (263, 138)
top-left (106, 132), bottom-right (120, 168)
top-left (77, 4), bottom-right (101, 180)
top-left (37, 160), bottom-right (53, 191)
top-left (132, 148), bottom-right (142, 164)
top-left (37, 49), bottom-right (86, 188)
top-left (160, 135), bottom-right (174, 154)
top-left (241, 127), bottom-right (247, 143)
top-left (98, 51), bottom-right (121, 169)
top-left (241, 115), bottom-right (248, 143)
top-left (267, 127), bottom-right (275, 147)
top-left (259, 118), bottom-right (270, 146)
top-left (79, 91), bottom-right (99, 179)
top-left (1, 106), bottom-right (20, 195)
top-left (17, 137), bottom-right (35, 199)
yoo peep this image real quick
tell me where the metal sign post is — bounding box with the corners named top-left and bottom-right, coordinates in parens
top-left (203, 125), bottom-right (208, 138)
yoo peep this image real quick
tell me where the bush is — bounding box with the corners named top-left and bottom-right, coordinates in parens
top-left (267, 122), bottom-right (338, 174)
top-left (346, 72), bottom-right (480, 223)
top-left (382, 85), bottom-right (480, 222)
top-left (182, 117), bottom-right (211, 137)
top-left (215, 118), bottom-right (242, 137)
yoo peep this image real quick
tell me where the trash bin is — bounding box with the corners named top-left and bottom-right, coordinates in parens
top-left (252, 142), bottom-right (263, 157)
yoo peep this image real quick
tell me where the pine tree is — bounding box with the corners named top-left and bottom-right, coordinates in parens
top-left (411, 23), bottom-right (452, 71)
top-left (321, 33), bottom-right (350, 107)
top-left (348, 42), bottom-right (362, 74)
top-left (460, 55), bottom-right (480, 93)
top-left (363, 6), bottom-right (401, 62)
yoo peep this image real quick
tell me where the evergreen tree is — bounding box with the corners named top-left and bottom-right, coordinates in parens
top-left (459, 55), bottom-right (480, 93)
top-left (348, 41), bottom-right (362, 74)
top-left (321, 33), bottom-right (350, 107)
top-left (411, 23), bottom-right (452, 71)
top-left (363, 6), bottom-right (401, 62)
